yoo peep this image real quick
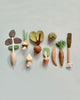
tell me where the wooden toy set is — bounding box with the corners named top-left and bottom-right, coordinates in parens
top-left (5, 30), bottom-right (72, 68)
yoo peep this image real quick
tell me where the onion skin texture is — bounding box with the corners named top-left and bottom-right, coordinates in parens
top-left (52, 46), bottom-right (57, 66)
top-left (48, 32), bottom-right (57, 41)
top-left (34, 45), bottom-right (42, 54)
top-left (59, 50), bottom-right (64, 66)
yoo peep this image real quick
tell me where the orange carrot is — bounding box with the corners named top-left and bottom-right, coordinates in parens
top-left (56, 40), bottom-right (66, 66)
top-left (59, 50), bottom-right (64, 66)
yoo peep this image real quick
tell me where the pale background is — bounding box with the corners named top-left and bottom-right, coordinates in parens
top-left (0, 0), bottom-right (80, 100)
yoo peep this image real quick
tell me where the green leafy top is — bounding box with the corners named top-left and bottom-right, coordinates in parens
top-left (24, 30), bottom-right (28, 40)
top-left (29, 30), bottom-right (44, 42)
top-left (43, 47), bottom-right (50, 57)
top-left (50, 33), bottom-right (55, 39)
top-left (56, 40), bottom-right (66, 50)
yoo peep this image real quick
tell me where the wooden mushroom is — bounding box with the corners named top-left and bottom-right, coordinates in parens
top-left (26, 54), bottom-right (32, 67)
top-left (22, 30), bottom-right (28, 50)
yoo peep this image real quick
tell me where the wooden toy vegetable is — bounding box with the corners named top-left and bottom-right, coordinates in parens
top-left (26, 54), bottom-right (32, 67)
top-left (5, 30), bottom-right (22, 65)
top-left (11, 37), bottom-right (16, 65)
top-left (52, 46), bottom-right (57, 66)
top-left (56, 40), bottom-right (66, 66)
top-left (48, 32), bottom-right (57, 41)
top-left (30, 30), bottom-right (44, 54)
top-left (43, 47), bottom-right (50, 64)
top-left (22, 30), bottom-right (28, 50)
top-left (66, 33), bottom-right (72, 68)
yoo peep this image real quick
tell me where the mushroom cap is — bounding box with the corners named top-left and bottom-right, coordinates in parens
top-left (22, 40), bottom-right (28, 47)
top-left (26, 54), bottom-right (32, 61)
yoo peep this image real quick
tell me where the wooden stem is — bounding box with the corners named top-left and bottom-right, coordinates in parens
top-left (68, 48), bottom-right (70, 63)
top-left (12, 37), bottom-right (14, 53)
top-left (36, 34), bottom-right (41, 45)
top-left (45, 51), bottom-right (47, 58)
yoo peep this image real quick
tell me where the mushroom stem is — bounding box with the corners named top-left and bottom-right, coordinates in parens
top-left (26, 54), bottom-right (32, 67)
top-left (27, 61), bottom-right (31, 67)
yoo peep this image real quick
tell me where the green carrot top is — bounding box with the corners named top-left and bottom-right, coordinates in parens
top-left (24, 30), bottom-right (28, 40)
top-left (56, 40), bottom-right (66, 50)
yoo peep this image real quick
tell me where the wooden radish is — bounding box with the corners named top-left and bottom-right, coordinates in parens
top-left (43, 48), bottom-right (50, 64)
top-left (11, 37), bottom-right (16, 65)
top-left (43, 51), bottom-right (49, 64)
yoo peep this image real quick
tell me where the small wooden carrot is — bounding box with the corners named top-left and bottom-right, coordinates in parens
top-left (52, 46), bottom-right (57, 66)
top-left (56, 40), bottom-right (66, 66)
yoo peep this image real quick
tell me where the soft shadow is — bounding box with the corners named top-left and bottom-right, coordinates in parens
top-left (66, 67), bottom-right (72, 70)
top-left (47, 39), bottom-right (56, 47)
top-left (29, 38), bottom-right (36, 46)
top-left (7, 52), bottom-right (14, 69)
top-left (41, 61), bottom-right (48, 69)
top-left (21, 61), bottom-right (31, 71)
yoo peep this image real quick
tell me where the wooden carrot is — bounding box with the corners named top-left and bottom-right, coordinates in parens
top-left (59, 50), bottom-right (64, 66)
top-left (56, 40), bottom-right (66, 66)
top-left (52, 46), bottom-right (57, 66)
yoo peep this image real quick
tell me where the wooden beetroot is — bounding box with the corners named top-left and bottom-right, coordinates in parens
top-left (29, 30), bottom-right (44, 54)
top-left (5, 30), bottom-right (22, 65)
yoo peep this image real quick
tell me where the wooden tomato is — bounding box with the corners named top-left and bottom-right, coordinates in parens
top-left (48, 32), bottom-right (57, 41)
